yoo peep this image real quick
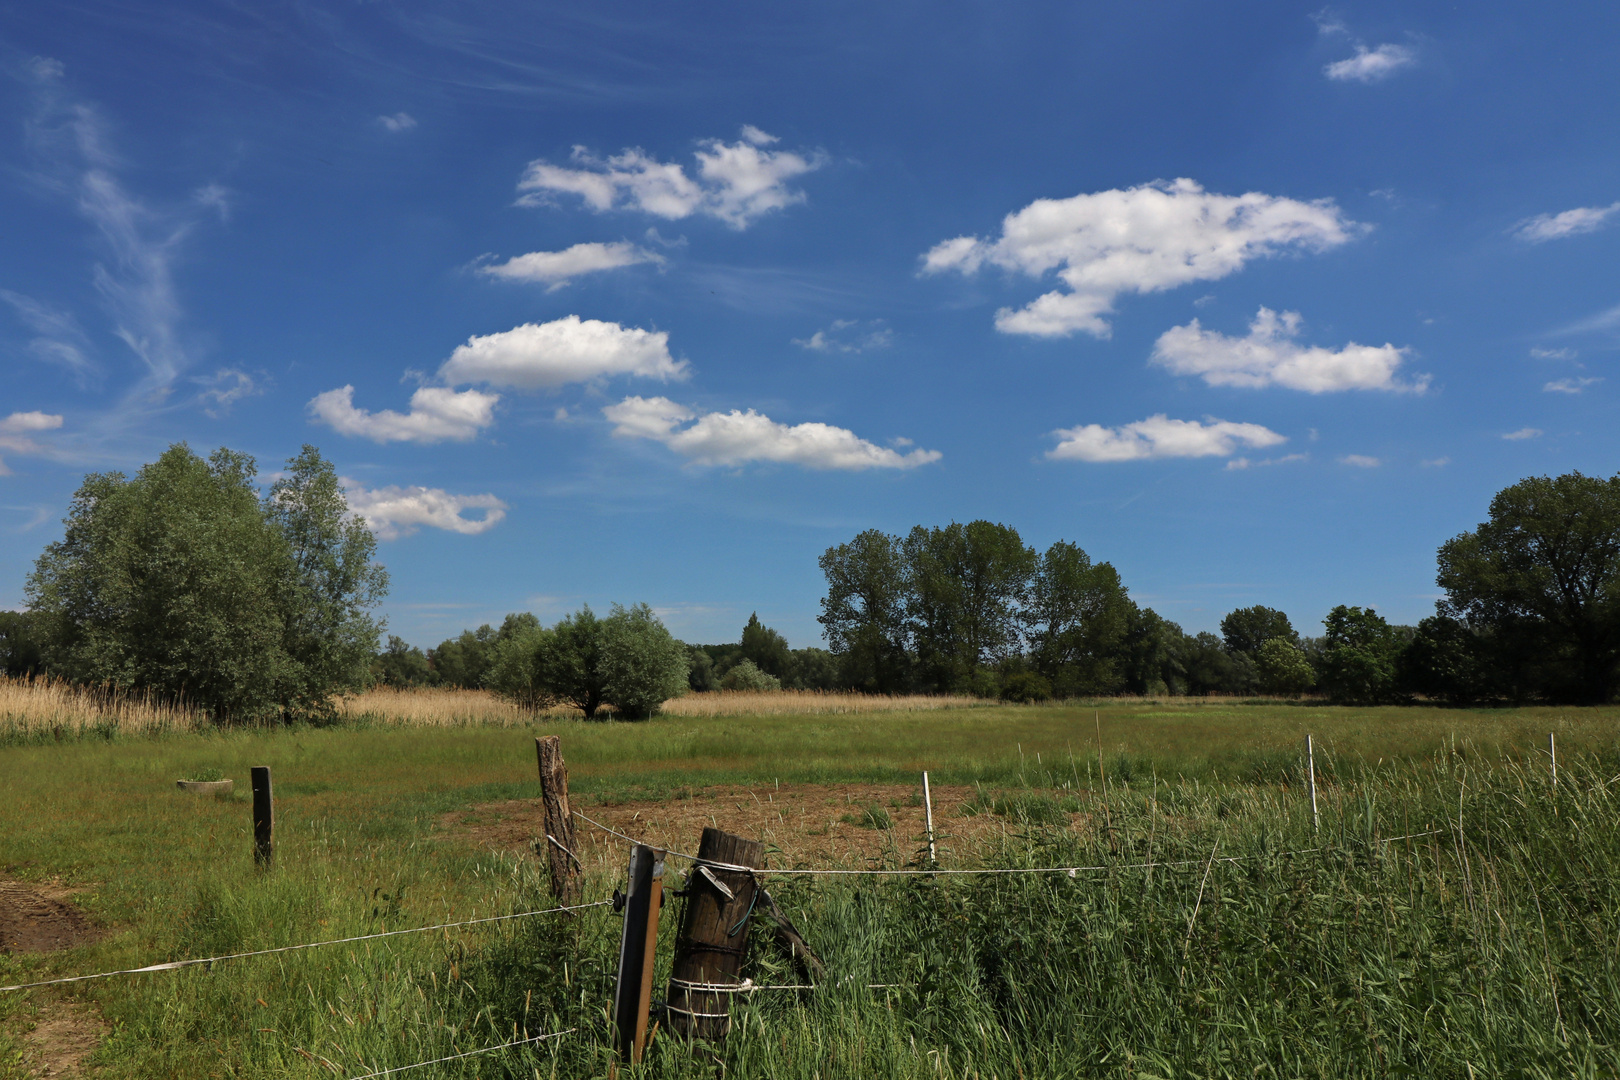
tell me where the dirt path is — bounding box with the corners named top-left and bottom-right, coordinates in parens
top-left (442, 782), bottom-right (1087, 869)
top-left (0, 879), bottom-right (101, 955)
top-left (1, 878), bottom-right (108, 1077)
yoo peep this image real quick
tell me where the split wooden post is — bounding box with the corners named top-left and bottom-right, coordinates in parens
top-left (665, 828), bottom-right (765, 1041)
top-left (611, 844), bottom-right (665, 1066)
top-left (535, 736), bottom-right (581, 906)
top-left (922, 771), bottom-right (937, 863)
top-left (250, 766), bottom-right (273, 867)
top-left (1306, 735), bottom-right (1319, 833)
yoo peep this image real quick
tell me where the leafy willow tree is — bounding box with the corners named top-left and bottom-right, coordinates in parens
top-left (1256, 637), bottom-right (1315, 696)
top-left (599, 603), bottom-right (690, 718)
top-left (818, 529), bottom-right (912, 693)
top-left (903, 521), bottom-right (1035, 694)
top-left (373, 635), bottom-right (435, 687)
top-left (1436, 471), bottom-right (1620, 703)
top-left (26, 443), bottom-right (386, 720)
top-left (1024, 541), bottom-right (1132, 696)
top-left (1220, 606), bottom-right (1298, 658)
top-left (485, 604), bottom-right (687, 719)
top-left (1318, 606), bottom-right (1404, 705)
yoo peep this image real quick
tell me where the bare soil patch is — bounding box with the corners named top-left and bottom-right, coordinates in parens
top-left (0, 879), bottom-right (101, 955)
top-left (13, 1000), bottom-right (108, 1077)
top-left (442, 783), bottom-right (1088, 869)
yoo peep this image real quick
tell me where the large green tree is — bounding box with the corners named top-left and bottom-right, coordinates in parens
top-left (739, 612), bottom-right (793, 681)
top-left (1436, 471), bottom-right (1620, 703)
top-left (485, 604), bottom-right (687, 718)
top-left (1024, 541), bottom-right (1132, 696)
top-left (903, 520), bottom-right (1035, 694)
top-left (25, 443), bottom-right (385, 720)
top-left (1318, 606), bottom-right (1403, 705)
top-left (817, 529), bottom-right (911, 693)
top-left (1220, 606), bottom-right (1298, 658)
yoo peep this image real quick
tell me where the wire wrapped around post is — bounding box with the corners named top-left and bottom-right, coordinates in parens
top-left (664, 828), bottom-right (764, 1041)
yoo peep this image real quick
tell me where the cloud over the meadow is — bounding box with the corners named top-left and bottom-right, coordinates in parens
top-left (0, 410), bottom-right (64, 474)
top-left (477, 241), bottom-right (662, 288)
top-left (1513, 202), bottom-right (1620, 243)
top-left (437, 316), bottom-right (687, 389)
top-left (1047, 414), bottom-right (1286, 462)
top-left (308, 386), bottom-right (498, 444)
top-left (1152, 307), bottom-right (1424, 393)
top-left (343, 481), bottom-right (507, 540)
top-left (922, 179), bottom-right (1355, 337)
top-left (1324, 43), bottom-right (1416, 82)
top-left (603, 396), bottom-right (941, 470)
top-left (517, 127), bottom-right (823, 230)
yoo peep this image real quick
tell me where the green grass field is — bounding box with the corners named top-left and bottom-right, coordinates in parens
top-left (2, 698), bottom-right (1619, 1078)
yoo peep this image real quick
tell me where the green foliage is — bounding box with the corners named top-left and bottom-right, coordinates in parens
top-left (818, 528), bottom-right (912, 693)
top-left (999, 668), bottom-right (1053, 703)
top-left (720, 657), bottom-right (781, 691)
top-left (1437, 469), bottom-right (1620, 703)
top-left (598, 602), bottom-right (690, 718)
top-left (789, 646), bottom-right (840, 690)
top-left (1255, 635), bottom-right (1315, 695)
top-left (372, 635), bottom-right (435, 687)
top-left (427, 625), bottom-right (498, 688)
top-left (24, 443), bottom-right (385, 721)
top-left (483, 623), bottom-right (557, 713)
top-left (1025, 540), bottom-right (1132, 696)
top-left (1398, 614), bottom-right (1491, 703)
top-left (0, 609), bottom-right (42, 677)
top-left (740, 612), bottom-right (793, 681)
top-left (904, 520), bottom-right (1036, 692)
top-left (538, 605), bottom-right (608, 718)
top-left (1319, 605), bottom-right (1404, 704)
top-left (686, 645), bottom-right (719, 692)
top-left (1220, 604), bottom-right (1298, 657)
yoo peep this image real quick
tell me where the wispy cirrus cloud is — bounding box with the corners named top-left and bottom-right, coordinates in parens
top-left (1502, 427), bottom-right (1543, 441)
top-left (922, 179), bottom-right (1355, 337)
top-left (377, 112), bottom-right (417, 132)
top-left (0, 288), bottom-right (96, 384)
top-left (1513, 201), bottom-right (1620, 243)
top-left (603, 396), bottom-right (940, 470)
top-left (1544, 377), bottom-right (1602, 395)
top-left (1325, 43), bottom-right (1416, 83)
top-left (516, 126), bottom-right (824, 230)
top-left (1152, 307), bottom-right (1424, 393)
top-left (0, 411), bottom-right (65, 475)
top-left (475, 241), bottom-right (662, 289)
top-left (343, 480), bottom-right (507, 540)
top-left (793, 319), bottom-right (893, 354)
top-left (1047, 414), bottom-right (1286, 462)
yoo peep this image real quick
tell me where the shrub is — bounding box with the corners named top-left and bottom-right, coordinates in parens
top-left (719, 658), bottom-right (780, 692)
top-left (599, 603), bottom-right (690, 719)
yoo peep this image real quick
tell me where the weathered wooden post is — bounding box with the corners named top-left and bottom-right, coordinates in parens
top-left (535, 736), bottom-right (581, 905)
top-left (665, 828), bottom-right (764, 1041)
top-left (250, 766), bottom-right (273, 867)
top-left (612, 844), bottom-right (664, 1067)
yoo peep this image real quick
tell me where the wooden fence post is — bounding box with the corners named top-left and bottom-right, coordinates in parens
top-left (535, 736), bottom-right (581, 905)
top-left (664, 828), bottom-right (764, 1042)
top-left (250, 766), bottom-right (273, 867)
top-left (611, 844), bottom-right (664, 1066)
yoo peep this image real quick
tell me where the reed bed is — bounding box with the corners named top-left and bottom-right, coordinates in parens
top-left (658, 688), bottom-right (988, 716)
top-left (0, 676), bottom-right (206, 741)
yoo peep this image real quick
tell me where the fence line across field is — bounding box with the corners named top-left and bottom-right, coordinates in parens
top-left (343, 1028), bottom-right (575, 1080)
top-left (0, 899), bottom-right (611, 994)
top-left (573, 810), bottom-right (1445, 878)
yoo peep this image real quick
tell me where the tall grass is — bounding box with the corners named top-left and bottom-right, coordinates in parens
top-left (0, 677), bottom-right (206, 741)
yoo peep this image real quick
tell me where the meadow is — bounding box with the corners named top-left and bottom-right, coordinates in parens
top-left (2, 684), bottom-right (1619, 1077)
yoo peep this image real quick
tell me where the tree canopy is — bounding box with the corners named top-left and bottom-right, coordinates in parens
top-left (25, 443), bottom-right (386, 720)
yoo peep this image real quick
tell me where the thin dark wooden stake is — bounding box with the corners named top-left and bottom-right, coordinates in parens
top-left (612, 844), bottom-right (664, 1066)
top-left (535, 736), bottom-right (581, 906)
top-left (665, 828), bottom-right (764, 1042)
top-left (250, 766), bottom-right (273, 867)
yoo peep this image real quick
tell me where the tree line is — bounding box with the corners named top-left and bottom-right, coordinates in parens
top-left (4, 444), bottom-right (1617, 713)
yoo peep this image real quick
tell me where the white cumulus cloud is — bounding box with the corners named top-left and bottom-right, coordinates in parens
top-left (1225, 453), bottom-right (1308, 471)
top-left (1325, 43), bottom-right (1417, 82)
top-left (1502, 427), bottom-right (1543, 441)
top-left (517, 127), bottom-right (823, 230)
top-left (1047, 414), bottom-right (1286, 462)
top-left (1513, 202), bottom-right (1620, 243)
top-left (476, 241), bottom-right (662, 289)
top-left (0, 410), bottom-right (64, 475)
top-left (1530, 346), bottom-right (1576, 360)
top-left (1152, 307), bottom-right (1424, 393)
top-left (1544, 377), bottom-right (1602, 394)
top-left (603, 396), bottom-right (941, 471)
top-left (922, 179), bottom-right (1356, 337)
top-left (343, 481), bottom-right (507, 541)
top-left (308, 385), bottom-right (498, 444)
top-left (438, 316), bottom-right (687, 390)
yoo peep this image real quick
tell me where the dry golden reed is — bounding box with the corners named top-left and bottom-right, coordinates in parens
top-left (0, 676), bottom-right (207, 738)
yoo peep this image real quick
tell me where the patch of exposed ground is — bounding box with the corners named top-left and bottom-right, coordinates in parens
top-left (12, 1000), bottom-right (108, 1077)
top-left (441, 783), bottom-right (1092, 869)
top-left (0, 879), bottom-right (100, 955)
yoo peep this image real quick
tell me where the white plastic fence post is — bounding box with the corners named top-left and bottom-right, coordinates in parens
top-left (1307, 735), bottom-right (1319, 833)
top-left (922, 771), bottom-right (937, 863)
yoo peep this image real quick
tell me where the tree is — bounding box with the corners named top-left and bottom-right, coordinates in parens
top-left (1220, 606), bottom-right (1298, 658)
top-left (720, 658), bottom-right (780, 691)
top-left (1255, 637), bottom-right (1315, 696)
top-left (0, 611), bottom-right (43, 678)
top-left (1397, 615), bottom-right (1490, 704)
top-left (818, 529), bottom-right (911, 693)
top-left (374, 635), bottom-right (434, 687)
top-left (1318, 606), bottom-right (1403, 705)
top-left (599, 603), bottom-right (689, 718)
top-left (545, 605), bottom-right (609, 718)
top-left (485, 622), bottom-right (557, 713)
top-left (739, 613), bottom-right (792, 681)
top-left (1025, 541), bottom-right (1132, 696)
top-left (25, 443), bottom-right (386, 720)
top-left (903, 520), bottom-right (1035, 693)
top-left (1436, 471), bottom-right (1620, 703)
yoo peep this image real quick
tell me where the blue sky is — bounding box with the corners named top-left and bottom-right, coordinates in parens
top-left (1, 1), bottom-right (1616, 650)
